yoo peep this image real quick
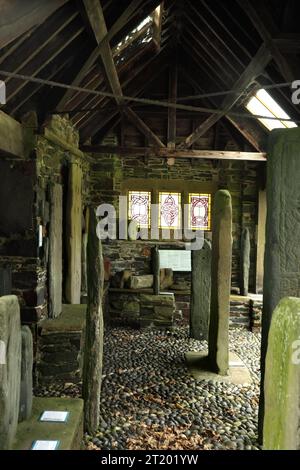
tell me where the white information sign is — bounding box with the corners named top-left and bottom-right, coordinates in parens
top-left (40, 411), bottom-right (69, 423)
top-left (159, 250), bottom-right (191, 272)
top-left (31, 440), bottom-right (60, 450)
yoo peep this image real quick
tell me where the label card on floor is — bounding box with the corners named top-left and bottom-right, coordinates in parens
top-left (31, 440), bottom-right (60, 450)
top-left (39, 411), bottom-right (69, 423)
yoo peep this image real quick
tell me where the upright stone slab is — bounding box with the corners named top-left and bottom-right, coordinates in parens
top-left (82, 208), bottom-right (104, 434)
top-left (66, 162), bottom-right (82, 304)
top-left (49, 184), bottom-right (63, 318)
top-left (208, 190), bottom-right (232, 375)
top-left (0, 295), bottom-right (21, 450)
top-left (152, 245), bottom-right (160, 295)
top-left (190, 239), bottom-right (211, 341)
top-left (240, 227), bottom-right (250, 296)
top-left (260, 128), bottom-right (300, 438)
top-left (19, 326), bottom-right (33, 422)
top-left (264, 297), bottom-right (300, 450)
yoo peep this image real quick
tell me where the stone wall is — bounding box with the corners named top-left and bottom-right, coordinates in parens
top-left (0, 114), bottom-right (89, 326)
top-left (90, 150), bottom-right (262, 292)
top-left (108, 291), bottom-right (175, 328)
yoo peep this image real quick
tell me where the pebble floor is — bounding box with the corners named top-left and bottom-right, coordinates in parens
top-left (86, 326), bottom-right (261, 450)
top-left (35, 326), bottom-right (261, 450)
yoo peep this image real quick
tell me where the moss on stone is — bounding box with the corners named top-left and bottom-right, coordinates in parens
top-left (263, 297), bottom-right (300, 450)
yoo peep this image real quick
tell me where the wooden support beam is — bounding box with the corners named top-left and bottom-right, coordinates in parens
top-left (83, 0), bottom-right (123, 104)
top-left (81, 145), bottom-right (266, 161)
top-left (0, 111), bottom-right (25, 158)
top-left (80, 45), bottom-right (170, 142)
top-left (124, 107), bottom-right (165, 148)
top-left (274, 36), bottom-right (300, 54)
top-left (179, 57), bottom-right (267, 152)
top-left (56, 0), bottom-right (143, 111)
top-left (152, 3), bottom-right (164, 50)
top-left (167, 56), bottom-right (178, 149)
top-left (179, 44), bottom-right (272, 149)
top-left (238, 0), bottom-right (298, 82)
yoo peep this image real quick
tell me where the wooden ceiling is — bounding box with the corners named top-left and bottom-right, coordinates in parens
top-left (1, 0), bottom-right (300, 153)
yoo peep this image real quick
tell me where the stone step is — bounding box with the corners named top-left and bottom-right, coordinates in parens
top-left (12, 397), bottom-right (83, 450)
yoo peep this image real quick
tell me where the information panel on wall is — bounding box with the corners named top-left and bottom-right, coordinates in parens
top-left (159, 250), bottom-right (191, 272)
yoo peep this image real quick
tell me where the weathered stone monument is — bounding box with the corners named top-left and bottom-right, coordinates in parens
top-left (208, 190), bottom-right (232, 375)
top-left (190, 239), bottom-right (211, 341)
top-left (186, 191), bottom-right (250, 384)
top-left (66, 162), bottom-right (82, 304)
top-left (0, 295), bottom-right (21, 449)
top-left (19, 326), bottom-right (33, 422)
top-left (82, 208), bottom-right (104, 434)
top-left (49, 184), bottom-right (63, 318)
top-left (240, 227), bottom-right (250, 296)
top-left (152, 245), bottom-right (160, 295)
top-left (263, 297), bottom-right (300, 450)
top-left (260, 128), bottom-right (300, 439)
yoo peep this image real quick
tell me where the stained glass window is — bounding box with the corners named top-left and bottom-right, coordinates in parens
top-left (128, 191), bottom-right (151, 227)
top-left (159, 192), bottom-right (181, 229)
top-left (188, 193), bottom-right (211, 230)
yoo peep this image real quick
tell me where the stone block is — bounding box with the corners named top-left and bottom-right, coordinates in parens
top-left (129, 275), bottom-right (154, 289)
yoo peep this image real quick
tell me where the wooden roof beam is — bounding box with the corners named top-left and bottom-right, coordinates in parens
top-left (124, 107), bottom-right (165, 148)
top-left (81, 145), bottom-right (266, 161)
top-left (151, 2), bottom-right (164, 50)
top-left (83, 0), bottom-right (123, 105)
top-left (238, 0), bottom-right (299, 83)
top-left (56, 0), bottom-right (144, 111)
top-left (179, 44), bottom-right (272, 149)
top-left (167, 54), bottom-right (178, 149)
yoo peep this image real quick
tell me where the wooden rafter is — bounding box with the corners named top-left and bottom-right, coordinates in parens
top-left (80, 46), bottom-right (170, 142)
top-left (151, 2), bottom-right (164, 50)
top-left (124, 107), bottom-right (165, 148)
top-left (167, 54), bottom-right (177, 149)
top-left (179, 44), bottom-right (272, 149)
top-left (83, 0), bottom-right (123, 104)
top-left (81, 144), bottom-right (266, 161)
top-left (179, 53), bottom-right (267, 152)
top-left (238, 0), bottom-right (299, 83)
top-left (82, 0), bottom-right (165, 147)
top-left (56, 0), bottom-right (144, 111)
top-left (0, 0), bottom-right (69, 49)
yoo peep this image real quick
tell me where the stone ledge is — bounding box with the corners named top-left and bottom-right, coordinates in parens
top-left (40, 304), bottom-right (86, 334)
top-left (12, 397), bottom-right (84, 450)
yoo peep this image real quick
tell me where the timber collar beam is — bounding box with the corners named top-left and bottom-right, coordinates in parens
top-left (81, 145), bottom-right (267, 161)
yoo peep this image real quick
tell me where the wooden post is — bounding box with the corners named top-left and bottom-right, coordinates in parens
top-left (82, 207), bottom-right (104, 434)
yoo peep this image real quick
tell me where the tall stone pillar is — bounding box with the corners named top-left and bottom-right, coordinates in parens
top-left (83, 208), bottom-right (104, 434)
top-left (259, 128), bottom-right (300, 439)
top-left (256, 189), bottom-right (266, 293)
top-left (0, 296), bottom-right (21, 450)
top-left (208, 190), bottom-right (232, 375)
top-left (49, 184), bottom-right (63, 317)
top-left (190, 239), bottom-right (211, 341)
top-left (240, 227), bottom-right (250, 296)
top-left (66, 162), bottom-right (82, 304)
top-left (263, 297), bottom-right (300, 450)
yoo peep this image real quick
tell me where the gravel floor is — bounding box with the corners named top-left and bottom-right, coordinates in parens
top-left (85, 326), bottom-right (261, 450)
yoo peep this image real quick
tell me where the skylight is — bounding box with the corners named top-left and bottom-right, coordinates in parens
top-left (246, 89), bottom-right (297, 131)
top-left (114, 16), bottom-right (152, 57)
